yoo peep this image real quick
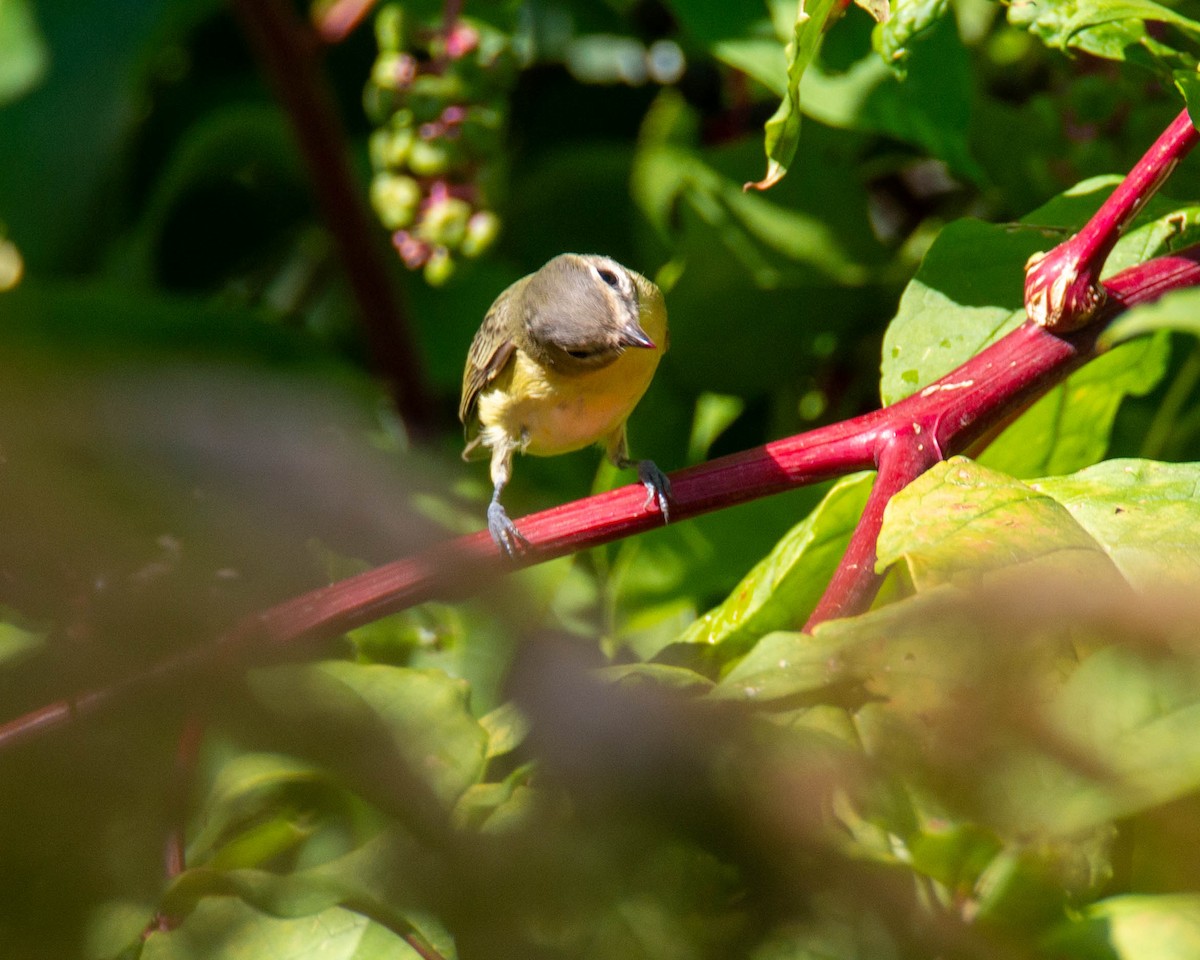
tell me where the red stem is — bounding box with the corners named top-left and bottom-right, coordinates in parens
top-left (2, 246), bottom-right (1199, 752)
top-left (313, 0), bottom-right (378, 43)
top-left (1025, 109), bottom-right (1199, 330)
top-left (231, 0), bottom-right (438, 438)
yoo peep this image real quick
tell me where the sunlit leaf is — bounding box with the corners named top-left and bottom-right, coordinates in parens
top-left (1044, 894), bottom-right (1200, 959)
top-left (679, 473), bottom-right (873, 658)
top-left (747, 0), bottom-right (841, 191)
top-left (1032, 459), bottom-right (1200, 591)
top-left (877, 458), bottom-right (1123, 591)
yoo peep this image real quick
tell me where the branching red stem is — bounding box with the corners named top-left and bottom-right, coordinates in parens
top-left (232, 0), bottom-right (437, 437)
top-left (3, 246), bottom-right (1199, 751)
top-left (1024, 109), bottom-right (1199, 330)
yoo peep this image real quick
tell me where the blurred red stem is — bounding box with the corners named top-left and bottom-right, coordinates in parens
top-left (231, 0), bottom-right (437, 438)
top-left (1025, 109), bottom-right (1199, 329)
top-left (2, 246), bottom-right (1199, 750)
top-left (313, 0), bottom-right (377, 42)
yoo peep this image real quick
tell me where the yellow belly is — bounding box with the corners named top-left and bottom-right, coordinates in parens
top-left (477, 343), bottom-right (662, 456)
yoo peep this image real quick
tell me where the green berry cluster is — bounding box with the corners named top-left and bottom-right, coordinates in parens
top-left (365, 5), bottom-right (514, 285)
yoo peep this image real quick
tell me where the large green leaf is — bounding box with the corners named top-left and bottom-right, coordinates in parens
top-left (248, 663), bottom-right (489, 807)
top-left (876, 458), bottom-right (1123, 590)
top-left (1032, 458), bottom-right (1200, 591)
top-left (678, 472), bottom-right (874, 657)
top-left (1044, 894), bottom-right (1200, 959)
top-left (1102, 285), bottom-right (1200, 346)
top-left (143, 897), bottom-right (426, 960)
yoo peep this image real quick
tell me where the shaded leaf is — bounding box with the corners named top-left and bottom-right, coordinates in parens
top-left (874, 0), bottom-right (950, 77)
top-left (248, 663), bottom-right (489, 806)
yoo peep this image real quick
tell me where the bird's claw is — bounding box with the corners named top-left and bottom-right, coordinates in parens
top-left (487, 499), bottom-right (530, 558)
top-left (635, 459), bottom-right (672, 524)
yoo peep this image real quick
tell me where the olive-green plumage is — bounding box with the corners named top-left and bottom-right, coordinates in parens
top-left (460, 253), bottom-right (670, 555)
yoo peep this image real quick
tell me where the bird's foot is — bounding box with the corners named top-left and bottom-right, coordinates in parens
top-left (634, 459), bottom-right (672, 523)
top-left (487, 499), bottom-right (530, 558)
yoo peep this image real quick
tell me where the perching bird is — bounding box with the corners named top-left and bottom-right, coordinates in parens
top-left (459, 253), bottom-right (671, 556)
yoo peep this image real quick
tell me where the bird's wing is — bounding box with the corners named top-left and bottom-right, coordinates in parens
top-left (459, 282), bottom-right (523, 433)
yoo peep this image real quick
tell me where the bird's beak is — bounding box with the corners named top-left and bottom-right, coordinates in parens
top-left (618, 321), bottom-right (656, 350)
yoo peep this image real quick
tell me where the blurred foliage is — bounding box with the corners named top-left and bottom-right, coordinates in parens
top-left (6, 0), bottom-right (1200, 958)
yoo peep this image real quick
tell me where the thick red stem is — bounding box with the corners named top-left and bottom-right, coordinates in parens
top-left (2, 247), bottom-right (1198, 751)
top-left (1025, 109), bottom-right (1199, 330)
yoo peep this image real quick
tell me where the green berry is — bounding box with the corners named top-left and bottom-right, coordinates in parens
top-left (423, 246), bottom-right (455, 285)
top-left (374, 4), bottom-right (406, 52)
top-left (368, 125), bottom-right (415, 171)
top-left (418, 196), bottom-right (472, 248)
top-left (407, 138), bottom-right (451, 176)
top-left (460, 210), bottom-right (500, 258)
top-left (370, 173), bottom-right (422, 229)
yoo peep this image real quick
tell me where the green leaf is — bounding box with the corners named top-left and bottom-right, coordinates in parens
top-left (678, 472), bottom-right (874, 657)
top-left (0, 0), bottom-right (47, 105)
top-left (1007, 0), bottom-right (1200, 53)
top-left (687, 392), bottom-right (746, 463)
top-left (876, 458), bottom-right (1123, 591)
top-left (1029, 643), bottom-right (1200, 832)
top-left (874, 0), bottom-right (951, 78)
top-left (187, 753), bottom-right (341, 867)
top-left (248, 663), bottom-right (489, 806)
top-left (748, 0), bottom-right (841, 191)
top-left (1044, 894), bottom-right (1200, 960)
top-left (1102, 285), bottom-right (1200, 347)
top-left (164, 830), bottom-right (426, 928)
top-left (144, 897), bottom-right (427, 960)
top-left (599, 662), bottom-right (716, 694)
top-left (0, 618), bottom-right (42, 667)
top-left (480, 701), bottom-right (530, 760)
top-left (801, 12), bottom-right (981, 181)
top-left (710, 630), bottom-right (854, 703)
top-left (1031, 459), bottom-right (1200, 591)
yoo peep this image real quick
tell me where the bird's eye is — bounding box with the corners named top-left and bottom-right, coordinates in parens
top-left (567, 348), bottom-right (595, 360)
top-left (596, 268), bottom-right (621, 288)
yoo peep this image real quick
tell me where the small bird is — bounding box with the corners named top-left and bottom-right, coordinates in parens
top-left (459, 253), bottom-right (671, 556)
